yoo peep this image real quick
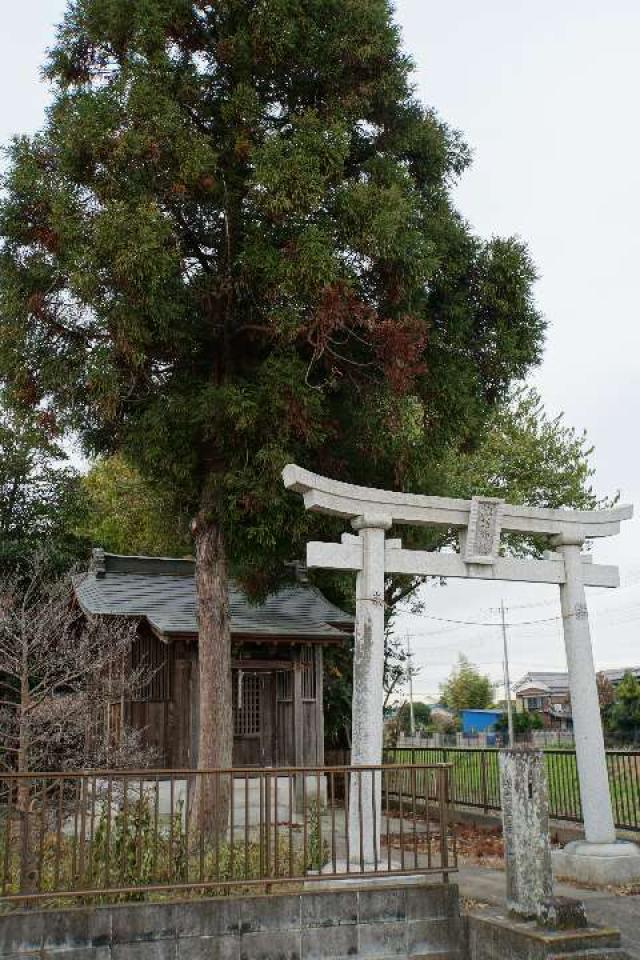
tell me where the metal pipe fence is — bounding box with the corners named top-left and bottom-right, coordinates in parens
top-left (386, 747), bottom-right (640, 831)
top-left (0, 764), bottom-right (456, 905)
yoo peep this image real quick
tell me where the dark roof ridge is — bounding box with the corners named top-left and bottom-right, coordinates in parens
top-left (516, 671), bottom-right (566, 682)
top-left (92, 549), bottom-right (195, 578)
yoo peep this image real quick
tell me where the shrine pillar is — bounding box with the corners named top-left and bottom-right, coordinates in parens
top-left (348, 514), bottom-right (391, 868)
top-left (552, 534), bottom-right (640, 882)
top-left (554, 534), bottom-right (615, 844)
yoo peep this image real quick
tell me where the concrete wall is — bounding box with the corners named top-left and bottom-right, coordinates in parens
top-left (0, 880), bottom-right (462, 960)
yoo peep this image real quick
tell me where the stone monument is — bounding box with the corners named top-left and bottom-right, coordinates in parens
top-left (499, 749), bottom-right (553, 917)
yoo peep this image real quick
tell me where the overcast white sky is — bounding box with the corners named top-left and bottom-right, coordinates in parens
top-left (1, 1), bottom-right (639, 700)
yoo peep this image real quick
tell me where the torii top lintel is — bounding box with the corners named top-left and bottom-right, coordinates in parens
top-left (282, 464), bottom-right (633, 541)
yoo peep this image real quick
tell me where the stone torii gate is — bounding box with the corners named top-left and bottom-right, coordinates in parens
top-left (283, 464), bottom-right (640, 882)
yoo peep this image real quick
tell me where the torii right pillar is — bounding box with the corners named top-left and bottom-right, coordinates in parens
top-left (552, 533), bottom-right (640, 883)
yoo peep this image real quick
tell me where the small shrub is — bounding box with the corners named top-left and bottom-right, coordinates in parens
top-left (306, 801), bottom-right (329, 871)
top-left (91, 795), bottom-right (154, 900)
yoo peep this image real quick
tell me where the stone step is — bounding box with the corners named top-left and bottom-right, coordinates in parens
top-left (542, 931), bottom-right (622, 953)
top-left (466, 910), bottom-right (627, 960)
top-left (410, 952), bottom-right (462, 960)
top-left (548, 951), bottom-right (633, 960)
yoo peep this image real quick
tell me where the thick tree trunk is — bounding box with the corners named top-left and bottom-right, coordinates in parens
top-left (192, 509), bottom-right (233, 837)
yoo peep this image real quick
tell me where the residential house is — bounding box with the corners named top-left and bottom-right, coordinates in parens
top-left (514, 667), bottom-right (640, 730)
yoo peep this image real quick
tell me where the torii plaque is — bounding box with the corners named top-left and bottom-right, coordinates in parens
top-left (283, 465), bottom-right (640, 881)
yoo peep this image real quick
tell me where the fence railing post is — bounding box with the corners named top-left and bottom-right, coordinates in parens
top-left (481, 750), bottom-right (488, 814)
top-left (265, 769), bottom-right (271, 879)
top-left (438, 766), bottom-right (450, 883)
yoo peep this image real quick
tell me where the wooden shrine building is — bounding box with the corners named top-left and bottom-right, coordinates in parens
top-left (74, 550), bottom-right (352, 769)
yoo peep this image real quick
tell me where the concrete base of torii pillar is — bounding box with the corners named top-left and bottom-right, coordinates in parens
top-left (552, 840), bottom-right (640, 886)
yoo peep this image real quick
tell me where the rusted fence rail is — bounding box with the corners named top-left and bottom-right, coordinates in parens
top-left (0, 764), bottom-right (456, 905)
top-left (386, 747), bottom-right (640, 832)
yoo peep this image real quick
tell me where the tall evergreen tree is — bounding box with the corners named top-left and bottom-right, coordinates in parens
top-left (0, 392), bottom-right (86, 574)
top-left (0, 0), bottom-right (543, 812)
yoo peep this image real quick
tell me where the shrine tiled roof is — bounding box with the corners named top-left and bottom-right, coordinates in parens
top-left (74, 551), bottom-right (353, 643)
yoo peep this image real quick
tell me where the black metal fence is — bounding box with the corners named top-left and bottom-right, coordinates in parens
top-left (386, 747), bottom-right (640, 832)
top-left (0, 764), bottom-right (456, 905)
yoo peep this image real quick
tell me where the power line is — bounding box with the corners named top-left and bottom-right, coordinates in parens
top-left (405, 613), bottom-right (561, 629)
top-left (399, 597), bottom-right (640, 634)
top-left (398, 566), bottom-right (640, 627)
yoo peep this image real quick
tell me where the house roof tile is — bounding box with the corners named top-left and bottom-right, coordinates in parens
top-left (514, 666), bottom-right (640, 694)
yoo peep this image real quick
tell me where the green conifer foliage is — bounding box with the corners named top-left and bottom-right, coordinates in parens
top-left (0, 0), bottom-right (544, 789)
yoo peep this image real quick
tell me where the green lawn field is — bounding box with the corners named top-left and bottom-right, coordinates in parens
top-left (386, 747), bottom-right (640, 831)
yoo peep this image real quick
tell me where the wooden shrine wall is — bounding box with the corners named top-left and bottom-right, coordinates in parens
top-left (121, 629), bottom-right (327, 770)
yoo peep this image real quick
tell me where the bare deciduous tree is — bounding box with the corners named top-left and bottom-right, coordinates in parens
top-left (0, 557), bottom-right (156, 777)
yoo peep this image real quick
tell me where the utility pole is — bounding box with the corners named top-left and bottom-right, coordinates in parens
top-left (407, 635), bottom-right (416, 738)
top-left (501, 599), bottom-right (515, 748)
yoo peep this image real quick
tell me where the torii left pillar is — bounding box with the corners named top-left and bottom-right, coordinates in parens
top-left (348, 514), bottom-right (391, 868)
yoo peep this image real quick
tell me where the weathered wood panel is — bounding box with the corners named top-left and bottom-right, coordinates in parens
top-left (302, 702), bottom-right (319, 765)
top-left (315, 646), bottom-right (324, 767)
top-left (167, 655), bottom-right (192, 767)
top-left (131, 631), bottom-right (174, 700)
top-left (233, 735), bottom-right (261, 767)
top-left (128, 701), bottom-right (168, 764)
top-left (293, 659), bottom-right (303, 769)
top-left (276, 700), bottom-right (294, 766)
